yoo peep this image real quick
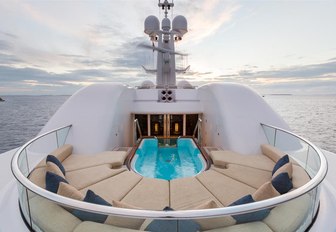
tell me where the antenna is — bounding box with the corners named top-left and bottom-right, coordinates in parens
top-left (171, 0), bottom-right (174, 18)
top-left (144, 1), bottom-right (188, 87)
top-left (158, 0), bottom-right (174, 18)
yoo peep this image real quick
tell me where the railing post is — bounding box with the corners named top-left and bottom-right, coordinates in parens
top-left (192, 123), bottom-right (198, 138)
top-left (133, 119), bottom-right (143, 145)
top-left (198, 118), bottom-right (202, 146)
top-left (56, 130), bottom-right (59, 148)
top-left (305, 145), bottom-right (310, 171)
top-left (193, 118), bottom-right (202, 145)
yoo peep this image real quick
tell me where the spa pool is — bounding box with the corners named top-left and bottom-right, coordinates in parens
top-left (132, 138), bottom-right (206, 180)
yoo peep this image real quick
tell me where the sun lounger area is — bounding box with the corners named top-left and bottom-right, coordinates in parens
top-left (27, 144), bottom-right (312, 232)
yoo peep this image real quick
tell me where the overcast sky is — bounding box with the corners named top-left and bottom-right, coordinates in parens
top-left (0, 0), bottom-right (335, 95)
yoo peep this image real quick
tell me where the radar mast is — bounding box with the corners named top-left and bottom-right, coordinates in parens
top-left (144, 0), bottom-right (188, 88)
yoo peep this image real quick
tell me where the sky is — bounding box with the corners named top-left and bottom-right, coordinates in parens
top-left (0, 0), bottom-right (335, 95)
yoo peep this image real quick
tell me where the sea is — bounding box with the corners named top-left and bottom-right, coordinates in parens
top-left (0, 95), bottom-right (335, 154)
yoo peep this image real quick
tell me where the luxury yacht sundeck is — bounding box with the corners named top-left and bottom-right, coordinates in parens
top-left (0, 1), bottom-right (335, 232)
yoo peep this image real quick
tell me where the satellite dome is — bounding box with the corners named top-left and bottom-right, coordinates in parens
top-left (140, 80), bottom-right (155, 89)
top-left (144, 15), bottom-right (160, 35)
top-left (172, 15), bottom-right (188, 35)
top-left (177, 80), bottom-right (193, 89)
top-left (161, 18), bottom-right (171, 31)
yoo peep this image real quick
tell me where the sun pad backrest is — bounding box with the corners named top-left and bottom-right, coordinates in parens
top-left (35, 144), bottom-right (73, 168)
top-left (261, 144), bottom-right (285, 163)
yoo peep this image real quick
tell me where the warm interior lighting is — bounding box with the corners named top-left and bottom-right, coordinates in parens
top-left (174, 122), bottom-right (179, 133)
top-left (154, 123), bottom-right (159, 133)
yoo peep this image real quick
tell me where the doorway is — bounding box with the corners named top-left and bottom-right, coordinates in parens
top-left (134, 114), bottom-right (200, 139)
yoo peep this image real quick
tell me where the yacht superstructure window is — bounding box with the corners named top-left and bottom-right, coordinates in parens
top-left (186, 114), bottom-right (198, 136)
top-left (170, 114), bottom-right (183, 137)
top-left (134, 114), bottom-right (200, 139)
top-left (150, 114), bottom-right (164, 136)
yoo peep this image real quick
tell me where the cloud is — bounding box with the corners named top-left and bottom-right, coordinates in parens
top-left (234, 60), bottom-right (336, 80)
top-left (0, 61), bottom-right (145, 95)
top-left (0, 32), bottom-right (154, 95)
top-left (0, 30), bottom-right (17, 39)
top-left (0, 40), bottom-right (12, 51)
top-left (112, 37), bottom-right (151, 69)
top-left (0, 53), bottom-right (22, 65)
top-left (180, 0), bottom-right (240, 44)
top-left (209, 59), bottom-right (336, 94)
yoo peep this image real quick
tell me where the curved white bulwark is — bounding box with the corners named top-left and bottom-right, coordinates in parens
top-left (34, 82), bottom-right (288, 155)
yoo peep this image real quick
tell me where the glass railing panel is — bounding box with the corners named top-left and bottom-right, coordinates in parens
top-left (261, 124), bottom-right (318, 178)
top-left (16, 149), bottom-right (31, 227)
top-left (307, 186), bottom-right (320, 224)
top-left (12, 125), bottom-right (72, 230)
top-left (26, 133), bottom-right (58, 171)
top-left (262, 125), bottom-right (276, 146)
top-left (21, 188), bottom-right (319, 232)
top-left (56, 126), bottom-right (71, 148)
top-left (274, 129), bottom-right (307, 158)
top-left (265, 192), bottom-right (313, 232)
top-left (269, 128), bottom-right (310, 175)
top-left (28, 132), bottom-right (59, 155)
top-left (23, 126), bottom-right (72, 171)
top-left (18, 183), bottom-right (31, 228)
top-left (260, 123), bottom-right (325, 230)
top-left (279, 190), bottom-right (316, 232)
top-left (18, 148), bottom-right (29, 177)
top-left (306, 145), bottom-right (321, 177)
top-left (13, 124), bottom-right (326, 232)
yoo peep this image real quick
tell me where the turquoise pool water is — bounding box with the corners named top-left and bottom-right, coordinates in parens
top-left (133, 138), bottom-right (205, 180)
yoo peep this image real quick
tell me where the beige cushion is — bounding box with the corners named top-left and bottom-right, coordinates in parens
top-left (74, 221), bottom-right (141, 232)
top-left (212, 164), bottom-right (272, 189)
top-left (66, 165), bottom-right (126, 190)
top-left (80, 171), bottom-right (142, 203)
top-left (30, 196), bottom-right (81, 232)
top-left (122, 178), bottom-right (169, 210)
top-left (112, 200), bottom-right (141, 209)
top-left (57, 182), bottom-right (84, 201)
top-left (29, 167), bottom-right (46, 189)
top-left (210, 150), bottom-right (239, 168)
top-left (170, 176), bottom-right (223, 210)
top-left (261, 144), bottom-right (284, 163)
top-left (210, 150), bottom-right (275, 171)
top-left (62, 151), bottom-right (127, 171)
top-left (292, 164), bottom-right (310, 188)
top-left (194, 200), bottom-right (236, 230)
top-left (194, 200), bottom-right (219, 209)
top-left (35, 144), bottom-right (73, 168)
top-left (260, 144), bottom-right (298, 165)
top-left (197, 170), bottom-right (256, 206)
top-left (104, 200), bottom-right (144, 230)
top-left (46, 161), bottom-right (65, 179)
top-left (263, 194), bottom-right (310, 232)
top-left (51, 144), bottom-right (73, 162)
top-left (272, 162), bottom-right (293, 179)
top-left (252, 182), bottom-right (280, 201)
top-left (204, 221), bottom-right (273, 232)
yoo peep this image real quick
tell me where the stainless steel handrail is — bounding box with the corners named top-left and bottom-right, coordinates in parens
top-left (134, 119), bottom-right (142, 138)
top-left (193, 118), bottom-right (202, 144)
top-left (11, 123), bottom-right (328, 219)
